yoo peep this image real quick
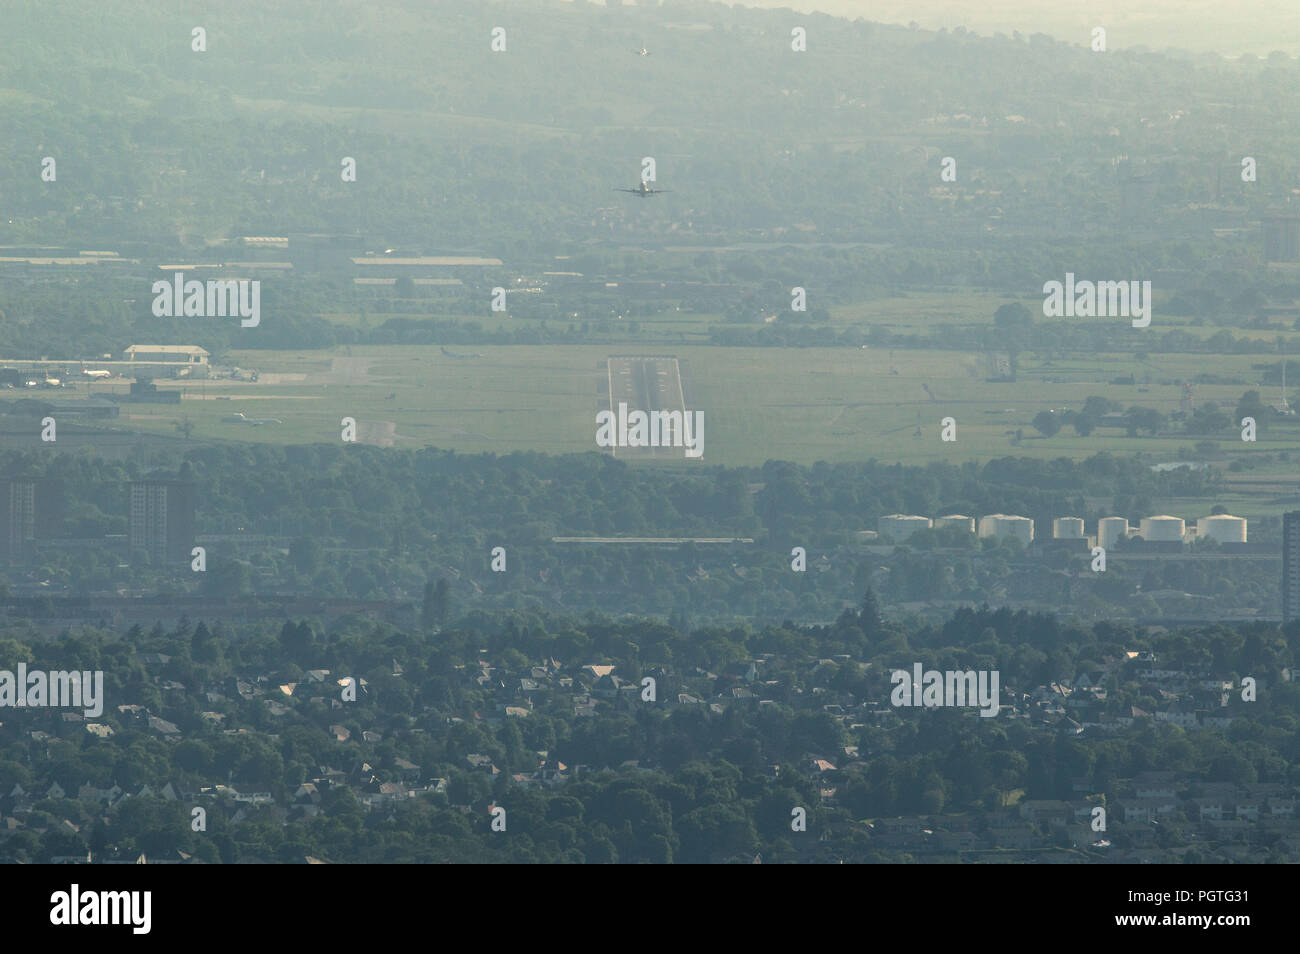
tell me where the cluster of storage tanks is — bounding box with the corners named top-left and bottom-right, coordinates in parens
top-left (877, 513), bottom-right (1032, 544)
top-left (1096, 514), bottom-right (1249, 545)
top-left (877, 512), bottom-right (1247, 545)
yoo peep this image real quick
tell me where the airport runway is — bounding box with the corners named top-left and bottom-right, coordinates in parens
top-left (605, 355), bottom-right (689, 460)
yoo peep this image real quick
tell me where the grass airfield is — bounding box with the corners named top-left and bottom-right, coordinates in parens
top-left (73, 340), bottom-right (1300, 473)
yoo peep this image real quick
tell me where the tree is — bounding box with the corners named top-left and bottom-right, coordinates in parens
top-left (39, 828), bottom-right (87, 862)
top-left (1186, 402), bottom-right (1227, 435)
top-left (423, 578), bottom-right (450, 630)
top-left (1032, 410), bottom-right (1062, 437)
top-left (191, 621), bottom-right (222, 664)
top-left (290, 537), bottom-right (322, 574)
top-left (859, 588), bottom-right (882, 637)
top-left (278, 620), bottom-right (315, 659)
top-left (1235, 390), bottom-right (1268, 424)
top-left (1125, 406), bottom-right (1163, 437)
top-left (1064, 410), bottom-right (1095, 436)
top-left (1082, 396), bottom-right (1119, 418)
top-left (994, 302), bottom-right (1032, 328)
top-left (202, 559), bottom-right (251, 598)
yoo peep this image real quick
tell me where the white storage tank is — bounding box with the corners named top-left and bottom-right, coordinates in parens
top-left (934, 514), bottom-right (975, 533)
top-left (1098, 517), bottom-right (1129, 549)
top-left (878, 514), bottom-right (932, 541)
top-left (1139, 515), bottom-right (1186, 542)
top-left (1052, 517), bottom-right (1085, 539)
top-left (980, 514), bottom-right (1034, 545)
top-left (998, 515), bottom-right (1035, 546)
top-left (1196, 514), bottom-right (1247, 544)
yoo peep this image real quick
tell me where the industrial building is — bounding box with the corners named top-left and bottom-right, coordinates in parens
top-left (878, 514), bottom-right (932, 541)
top-left (122, 344), bottom-right (210, 373)
top-left (350, 255), bottom-right (503, 278)
top-left (119, 380), bottom-right (182, 404)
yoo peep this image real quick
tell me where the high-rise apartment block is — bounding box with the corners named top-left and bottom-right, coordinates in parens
top-left (129, 479), bottom-right (196, 565)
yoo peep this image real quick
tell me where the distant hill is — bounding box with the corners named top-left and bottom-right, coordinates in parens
top-left (0, 0), bottom-right (1293, 253)
top-left (711, 0), bottom-right (1300, 56)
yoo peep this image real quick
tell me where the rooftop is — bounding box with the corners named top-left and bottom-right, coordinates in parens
top-left (124, 345), bottom-right (211, 356)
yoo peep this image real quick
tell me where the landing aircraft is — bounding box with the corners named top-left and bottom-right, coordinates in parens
top-left (615, 181), bottom-right (670, 198)
top-left (441, 347), bottom-right (482, 359)
top-left (633, 48), bottom-right (650, 56)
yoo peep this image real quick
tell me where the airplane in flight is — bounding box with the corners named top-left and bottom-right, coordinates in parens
top-left (615, 181), bottom-right (671, 198)
top-left (633, 48), bottom-right (650, 56)
top-left (441, 346), bottom-right (482, 360)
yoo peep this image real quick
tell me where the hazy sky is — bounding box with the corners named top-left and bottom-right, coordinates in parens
top-left (610, 1), bottom-right (1300, 56)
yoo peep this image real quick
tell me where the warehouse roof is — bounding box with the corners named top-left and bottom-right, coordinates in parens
top-left (124, 345), bottom-right (210, 356)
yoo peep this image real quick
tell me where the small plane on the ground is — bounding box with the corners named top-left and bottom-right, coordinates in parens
top-left (615, 181), bottom-right (670, 198)
top-left (221, 412), bottom-right (282, 426)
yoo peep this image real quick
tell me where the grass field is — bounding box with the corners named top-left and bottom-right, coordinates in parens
top-left (320, 286), bottom-right (1300, 345)
top-left (74, 338), bottom-right (1300, 474)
